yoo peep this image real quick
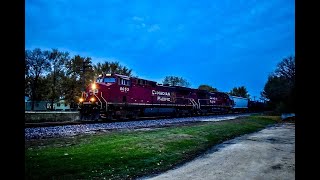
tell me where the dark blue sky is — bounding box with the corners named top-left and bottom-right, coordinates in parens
top-left (25, 0), bottom-right (295, 99)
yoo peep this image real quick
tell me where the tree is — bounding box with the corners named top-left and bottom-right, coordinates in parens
top-left (81, 57), bottom-right (95, 91)
top-left (274, 56), bottom-right (295, 84)
top-left (162, 76), bottom-right (190, 87)
top-left (229, 86), bottom-right (250, 98)
top-left (93, 61), bottom-right (132, 77)
top-left (64, 55), bottom-right (95, 105)
top-left (25, 48), bottom-right (51, 110)
top-left (46, 49), bottom-right (70, 110)
top-left (35, 76), bottom-right (52, 102)
top-left (198, 85), bottom-right (218, 92)
top-left (24, 48), bottom-right (136, 110)
top-left (262, 56), bottom-right (295, 112)
top-left (60, 74), bottom-right (82, 108)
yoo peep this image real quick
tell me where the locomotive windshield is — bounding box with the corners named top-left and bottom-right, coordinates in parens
top-left (96, 77), bottom-right (116, 83)
top-left (103, 77), bottom-right (116, 83)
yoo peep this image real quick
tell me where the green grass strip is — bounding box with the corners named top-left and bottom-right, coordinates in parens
top-left (25, 115), bottom-right (280, 180)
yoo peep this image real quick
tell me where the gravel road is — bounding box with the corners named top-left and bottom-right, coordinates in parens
top-left (140, 123), bottom-right (295, 180)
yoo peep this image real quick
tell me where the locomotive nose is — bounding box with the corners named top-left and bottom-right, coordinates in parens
top-left (90, 83), bottom-right (99, 95)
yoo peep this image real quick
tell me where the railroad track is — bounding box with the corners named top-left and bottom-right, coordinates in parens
top-left (25, 112), bottom-right (257, 128)
top-left (25, 113), bottom-right (259, 140)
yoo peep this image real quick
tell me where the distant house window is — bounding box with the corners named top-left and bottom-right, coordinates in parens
top-left (57, 103), bottom-right (61, 107)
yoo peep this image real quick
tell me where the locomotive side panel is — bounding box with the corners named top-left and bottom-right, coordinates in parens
top-left (205, 92), bottom-right (233, 112)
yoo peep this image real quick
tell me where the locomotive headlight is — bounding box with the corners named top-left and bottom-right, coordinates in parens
top-left (91, 83), bottom-right (96, 90)
top-left (90, 97), bottom-right (95, 102)
top-left (79, 98), bottom-right (84, 102)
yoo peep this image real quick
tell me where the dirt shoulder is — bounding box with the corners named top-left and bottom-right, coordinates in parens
top-left (141, 123), bottom-right (295, 180)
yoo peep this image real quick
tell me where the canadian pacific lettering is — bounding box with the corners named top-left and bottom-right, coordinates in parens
top-left (152, 90), bottom-right (171, 96)
top-left (210, 97), bottom-right (218, 103)
top-left (157, 96), bottom-right (171, 101)
top-left (152, 90), bottom-right (171, 102)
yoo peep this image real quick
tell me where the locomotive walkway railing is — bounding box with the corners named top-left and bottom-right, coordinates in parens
top-left (186, 98), bottom-right (200, 110)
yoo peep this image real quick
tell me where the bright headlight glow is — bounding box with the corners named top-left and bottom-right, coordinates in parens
top-left (91, 83), bottom-right (96, 90)
top-left (79, 98), bottom-right (84, 102)
top-left (90, 97), bottom-right (95, 102)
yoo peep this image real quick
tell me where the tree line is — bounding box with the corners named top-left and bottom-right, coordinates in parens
top-left (261, 56), bottom-right (295, 113)
top-left (25, 48), bottom-right (294, 113)
top-left (163, 77), bottom-right (250, 98)
top-left (25, 48), bottom-right (133, 110)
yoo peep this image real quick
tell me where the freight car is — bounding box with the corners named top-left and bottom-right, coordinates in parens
top-left (78, 73), bottom-right (234, 120)
top-left (248, 100), bottom-right (267, 112)
top-left (229, 96), bottom-right (249, 113)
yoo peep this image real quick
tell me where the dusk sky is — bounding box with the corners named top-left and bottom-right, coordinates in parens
top-left (25, 0), bottom-right (295, 100)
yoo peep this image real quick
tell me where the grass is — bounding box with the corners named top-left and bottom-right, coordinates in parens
top-left (25, 115), bottom-right (280, 180)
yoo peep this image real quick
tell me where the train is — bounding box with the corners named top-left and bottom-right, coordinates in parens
top-left (78, 73), bottom-right (265, 120)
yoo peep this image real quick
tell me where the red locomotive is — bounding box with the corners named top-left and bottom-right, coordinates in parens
top-left (78, 73), bottom-right (234, 120)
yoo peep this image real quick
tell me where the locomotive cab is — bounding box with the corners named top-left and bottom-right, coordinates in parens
top-left (78, 73), bottom-right (133, 120)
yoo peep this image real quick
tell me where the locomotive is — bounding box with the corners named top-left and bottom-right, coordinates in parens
top-left (78, 73), bottom-right (235, 120)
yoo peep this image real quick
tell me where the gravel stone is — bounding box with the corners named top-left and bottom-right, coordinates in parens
top-left (25, 114), bottom-right (252, 140)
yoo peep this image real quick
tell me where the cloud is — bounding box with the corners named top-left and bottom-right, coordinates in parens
top-left (132, 16), bottom-right (144, 21)
top-left (147, 24), bottom-right (160, 32)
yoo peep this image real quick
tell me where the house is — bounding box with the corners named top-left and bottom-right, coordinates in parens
top-left (53, 99), bottom-right (71, 111)
top-left (25, 100), bottom-right (49, 111)
top-left (25, 95), bottom-right (76, 111)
